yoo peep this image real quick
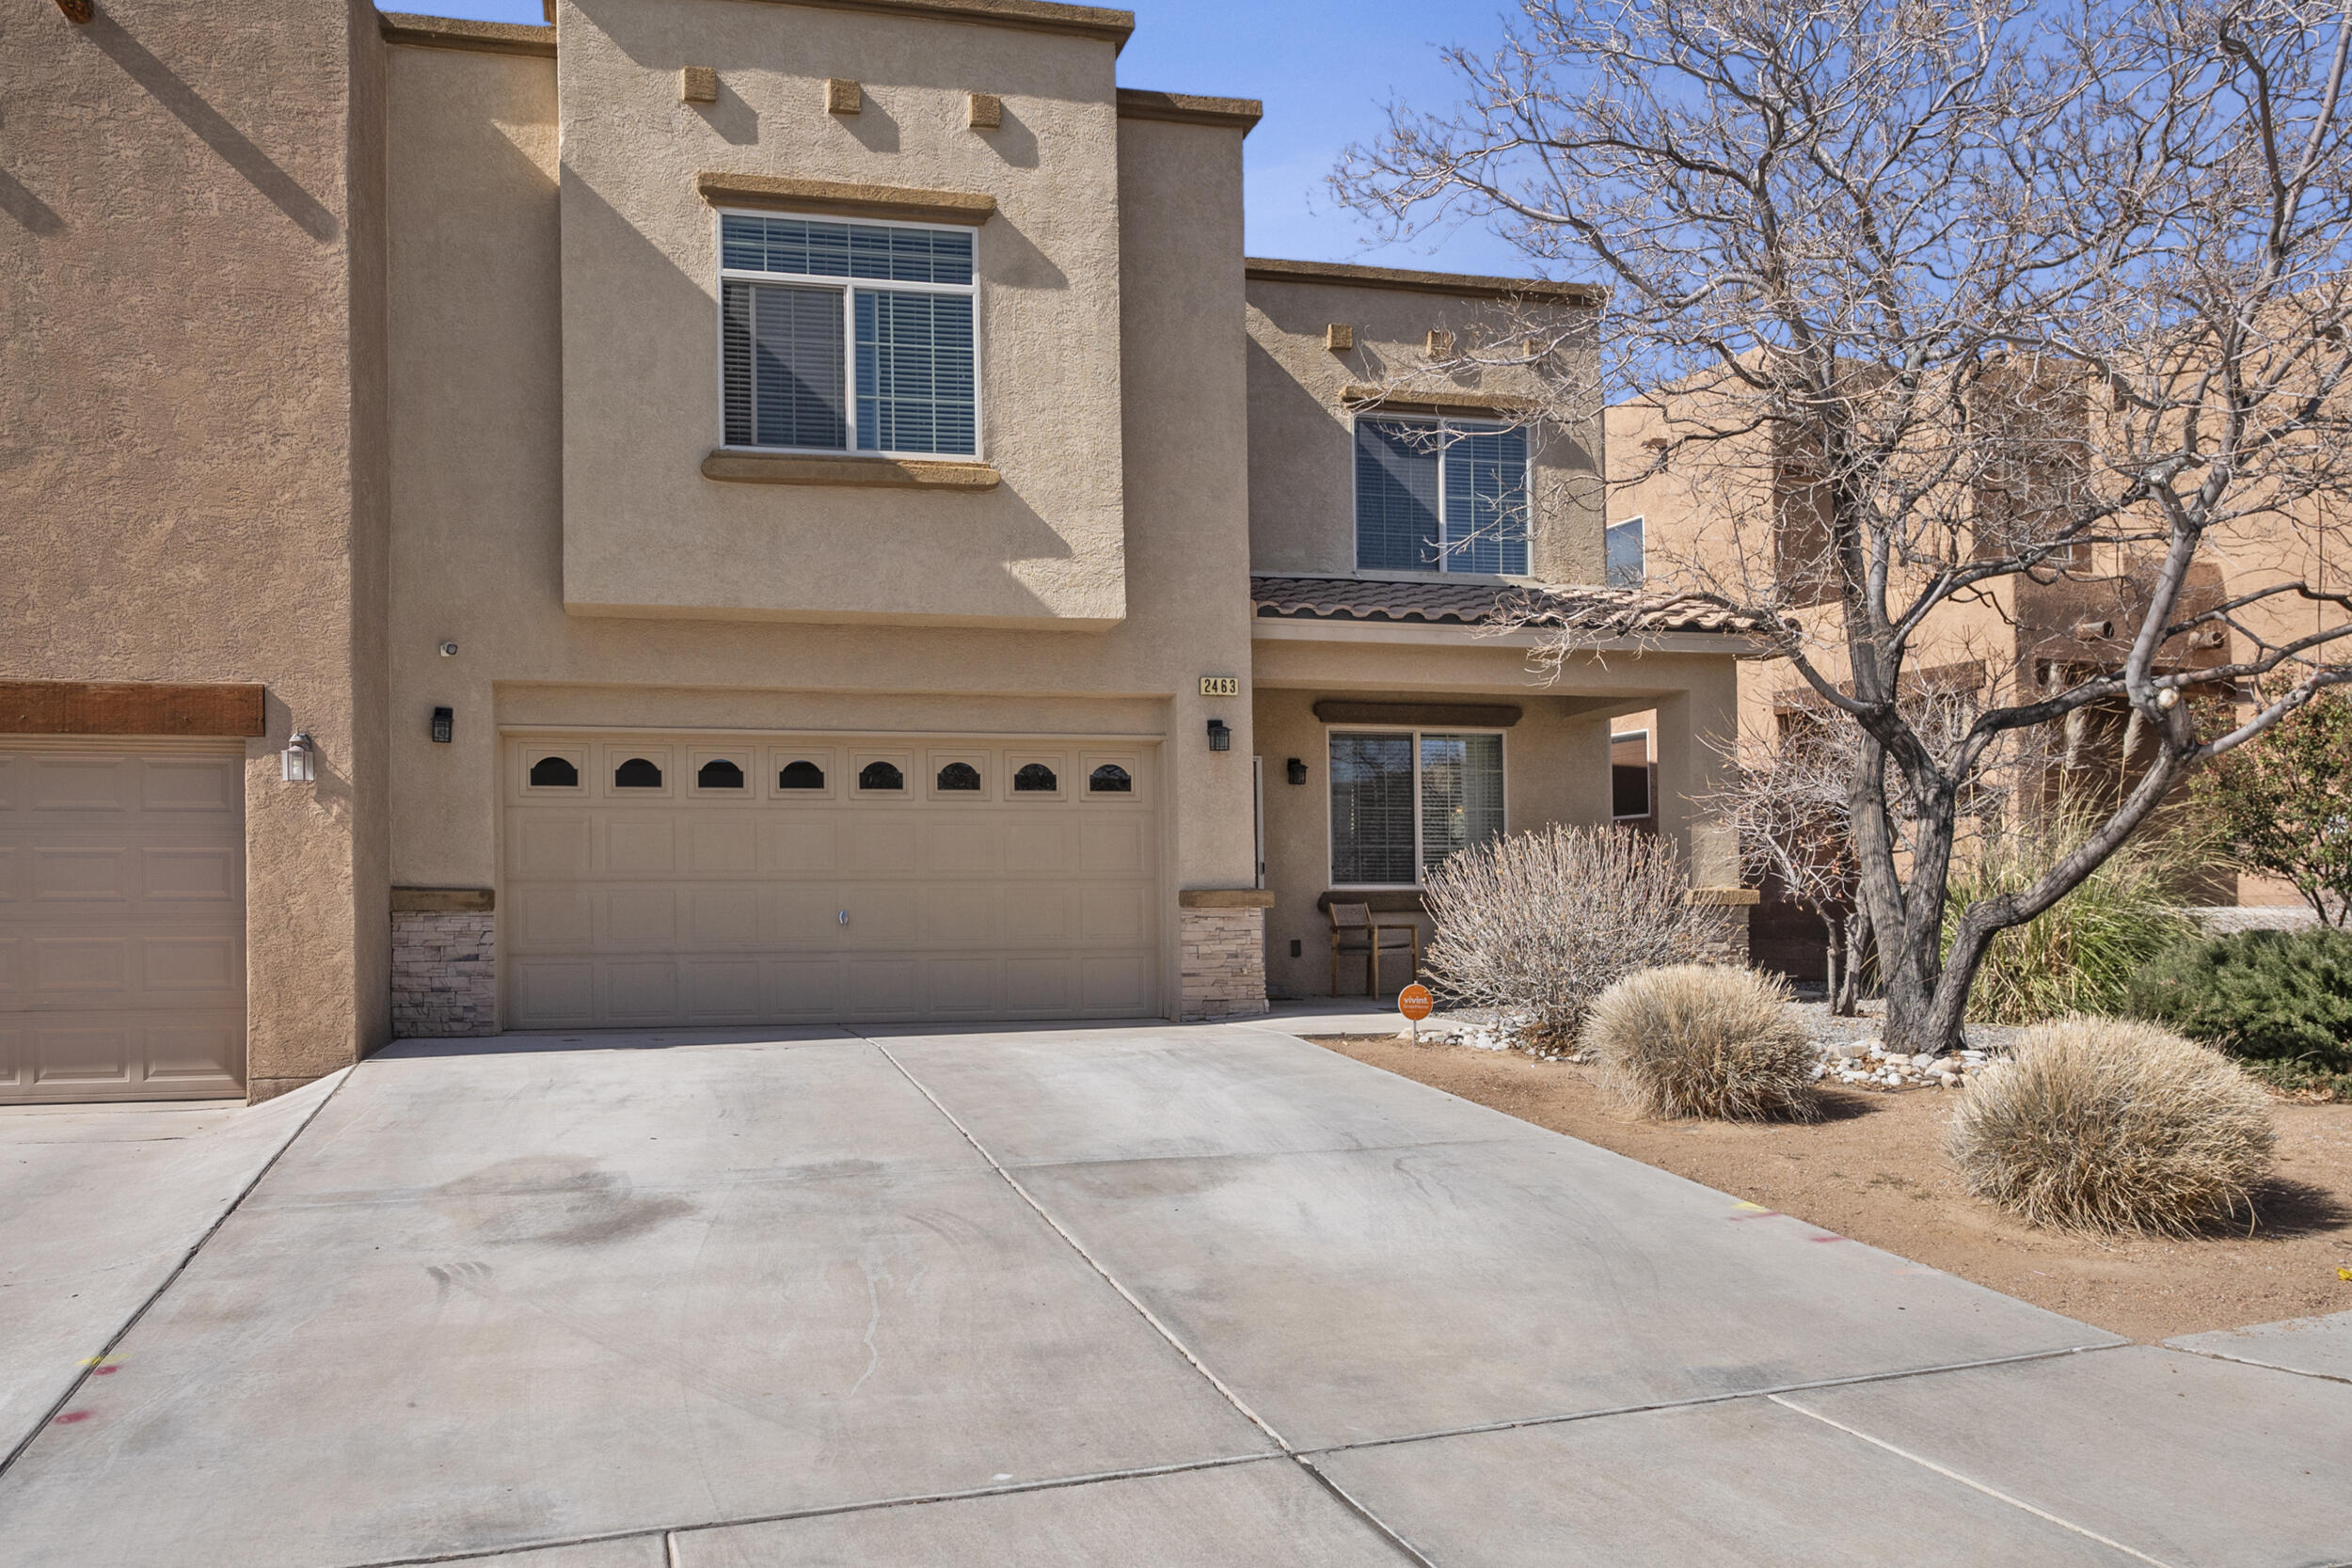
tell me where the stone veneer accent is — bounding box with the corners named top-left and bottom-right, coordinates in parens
top-left (391, 910), bottom-right (497, 1038)
top-left (1179, 905), bottom-right (1271, 1021)
top-left (1690, 886), bottom-right (1759, 970)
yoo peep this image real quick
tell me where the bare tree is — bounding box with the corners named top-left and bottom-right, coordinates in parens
top-left (1335, 0), bottom-right (2352, 1053)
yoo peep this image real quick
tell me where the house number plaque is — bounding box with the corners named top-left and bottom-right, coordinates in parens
top-left (1199, 675), bottom-right (1240, 698)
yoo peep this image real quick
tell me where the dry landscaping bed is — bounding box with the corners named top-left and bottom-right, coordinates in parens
top-left (1311, 1031), bottom-right (2352, 1342)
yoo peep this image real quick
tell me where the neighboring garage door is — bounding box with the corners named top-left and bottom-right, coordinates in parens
top-left (0, 741), bottom-right (246, 1102)
top-left (503, 734), bottom-right (1161, 1029)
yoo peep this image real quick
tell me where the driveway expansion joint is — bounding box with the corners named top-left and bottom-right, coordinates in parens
top-left (2164, 1341), bottom-right (2352, 1388)
top-left (1767, 1392), bottom-right (2177, 1567)
top-left (0, 1068), bottom-right (353, 1484)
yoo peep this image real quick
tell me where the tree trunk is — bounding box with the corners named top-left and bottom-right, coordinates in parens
top-left (1822, 911), bottom-right (1844, 1013)
top-left (1834, 909), bottom-right (1870, 1016)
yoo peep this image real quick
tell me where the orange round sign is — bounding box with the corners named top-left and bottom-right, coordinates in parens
top-left (1397, 984), bottom-right (1435, 1022)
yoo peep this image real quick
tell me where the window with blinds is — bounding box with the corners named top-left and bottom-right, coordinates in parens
top-left (1354, 418), bottom-right (1529, 574)
top-left (1328, 729), bottom-right (1506, 885)
top-left (718, 212), bottom-right (978, 457)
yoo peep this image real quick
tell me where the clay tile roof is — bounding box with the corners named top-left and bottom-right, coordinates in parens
top-left (1248, 574), bottom-right (1762, 637)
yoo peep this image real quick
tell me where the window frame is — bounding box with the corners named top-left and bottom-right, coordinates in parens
top-left (1610, 726), bottom-right (1654, 820)
top-left (1606, 514), bottom-right (1645, 589)
top-left (713, 205), bottom-right (985, 462)
top-left (1348, 412), bottom-right (1534, 577)
top-left (1324, 724), bottom-right (1509, 889)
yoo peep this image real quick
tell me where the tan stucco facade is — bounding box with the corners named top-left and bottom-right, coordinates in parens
top-left (7, 0), bottom-right (1751, 1096)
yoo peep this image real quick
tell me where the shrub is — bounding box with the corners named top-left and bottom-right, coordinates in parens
top-left (2124, 927), bottom-right (2352, 1090)
top-left (1944, 803), bottom-right (2200, 1024)
top-left (1421, 825), bottom-right (1733, 1047)
top-left (1946, 1016), bottom-right (2276, 1235)
top-left (1582, 963), bottom-right (1820, 1121)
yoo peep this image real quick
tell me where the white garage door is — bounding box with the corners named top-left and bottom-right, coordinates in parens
top-left (502, 734), bottom-right (1161, 1029)
top-left (0, 741), bottom-right (246, 1103)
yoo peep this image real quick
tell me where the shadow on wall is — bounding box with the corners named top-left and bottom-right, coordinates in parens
top-left (83, 9), bottom-right (339, 243)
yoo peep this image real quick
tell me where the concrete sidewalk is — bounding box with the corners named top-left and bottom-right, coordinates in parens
top-left (0, 1022), bottom-right (2344, 1566)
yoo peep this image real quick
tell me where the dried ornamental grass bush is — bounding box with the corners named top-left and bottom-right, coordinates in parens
top-left (1946, 1016), bottom-right (2276, 1236)
top-left (1583, 963), bottom-right (1820, 1121)
top-left (1420, 825), bottom-right (1732, 1048)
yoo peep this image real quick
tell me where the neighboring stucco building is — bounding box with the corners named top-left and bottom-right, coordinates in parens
top-left (2, 0), bottom-right (1751, 1103)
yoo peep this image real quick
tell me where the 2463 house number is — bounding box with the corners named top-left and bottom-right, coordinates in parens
top-left (1199, 675), bottom-right (1240, 698)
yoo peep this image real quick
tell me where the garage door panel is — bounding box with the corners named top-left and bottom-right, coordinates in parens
top-left (143, 847), bottom-right (240, 904)
top-left (769, 958), bottom-right (841, 1016)
top-left (1078, 884), bottom-right (1151, 945)
top-left (1005, 958), bottom-right (1072, 1011)
top-left (687, 816), bottom-right (759, 873)
top-left (605, 818), bottom-right (677, 874)
top-left (1078, 819), bottom-right (1148, 875)
top-left (846, 958), bottom-right (919, 1015)
top-left (1001, 885), bottom-right (1070, 943)
top-left (33, 937), bottom-right (130, 995)
top-left (29, 758), bottom-right (133, 813)
top-left (142, 1022), bottom-right (245, 1085)
top-left (504, 734), bottom-right (1159, 1029)
top-left (32, 1024), bottom-right (134, 1085)
top-left (766, 816), bottom-right (838, 872)
top-left (600, 887), bottom-right (678, 945)
top-left (842, 817), bottom-right (921, 874)
top-left (688, 886), bottom-right (763, 946)
top-left (141, 757), bottom-right (242, 813)
top-left (606, 961), bottom-right (679, 1022)
top-left (845, 885), bottom-right (919, 942)
top-left (924, 819), bottom-right (999, 875)
top-left (32, 847), bottom-right (131, 902)
top-left (923, 885), bottom-right (995, 945)
top-left (924, 958), bottom-right (997, 1013)
top-left (683, 958), bottom-right (765, 1019)
top-left (140, 937), bottom-right (241, 995)
top-left (1001, 821), bottom-right (1069, 872)
top-left (516, 816), bottom-right (593, 877)
top-left (511, 958), bottom-right (596, 1024)
top-left (1081, 956), bottom-right (1152, 1014)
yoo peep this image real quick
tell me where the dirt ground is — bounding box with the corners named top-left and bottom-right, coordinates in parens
top-left (1311, 1034), bottom-right (2352, 1342)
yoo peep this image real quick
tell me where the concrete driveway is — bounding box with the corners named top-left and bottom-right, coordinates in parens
top-left (1, 1019), bottom-right (2347, 1567)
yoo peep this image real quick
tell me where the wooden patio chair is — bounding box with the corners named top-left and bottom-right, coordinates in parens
top-left (1327, 900), bottom-right (1419, 997)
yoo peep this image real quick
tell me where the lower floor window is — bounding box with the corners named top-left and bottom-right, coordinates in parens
top-left (1329, 730), bottom-right (1504, 884)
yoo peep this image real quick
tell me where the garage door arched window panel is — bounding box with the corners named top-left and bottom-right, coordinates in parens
top-left (933, 759), bottom-right (983, 795)
top-left (857, 760), bottom-right (905, 792)
top-left (1087, 764), bottom-right (1132, 794)
top-left (694, 757), bottom-right (747, 792)
top-left (718, 211), bottom-right (978, 459)
top-left (527, 754), bottom-right (581, 789)
top-left (776, 758), bottom-right (828, 792)
top-left (613, 757), bottom-right (665, 790)
top-left (1011, 761), bottom-right (1060, 795)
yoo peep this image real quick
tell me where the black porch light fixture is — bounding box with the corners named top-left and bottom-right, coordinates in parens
top-left (1206, 718), bottom-right (1232, 752)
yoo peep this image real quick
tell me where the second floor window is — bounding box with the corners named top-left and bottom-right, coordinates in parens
top-left (1607, 515), bottom-right (1645, 588)
top-left (720, 212), bottom-right (977, 458)
top-left (1355, 417), bottom-right (1529, 576)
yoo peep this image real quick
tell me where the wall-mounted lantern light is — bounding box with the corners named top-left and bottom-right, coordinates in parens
top-left (430, 706), bottom-right (454, 744)
top-left (282, 732), bottom-right (315, 783)
top-left (1286, 757), bottom-right (1307, 786)
top-left (1206, 718), bottom-right (1232, 752)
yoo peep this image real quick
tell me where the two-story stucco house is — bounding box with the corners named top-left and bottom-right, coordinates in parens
top-left (1, 0), bottom-right (1751, 1103)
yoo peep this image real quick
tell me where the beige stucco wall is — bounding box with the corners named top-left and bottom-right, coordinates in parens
top-left (1245, 279), bottom-right (1604, 582)
top-left (552, 0), bottom-right (1129, 627)
top-left (386, 38), bottom-right (1259, 1020)
top-left (1250, 630), bottom-right (1740, 997)
top-left (0, 0), bottom-right (390, 1097)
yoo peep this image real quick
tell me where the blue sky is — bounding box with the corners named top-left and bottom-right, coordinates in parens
top-left (389, 0), bottom-right (1542, 277)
